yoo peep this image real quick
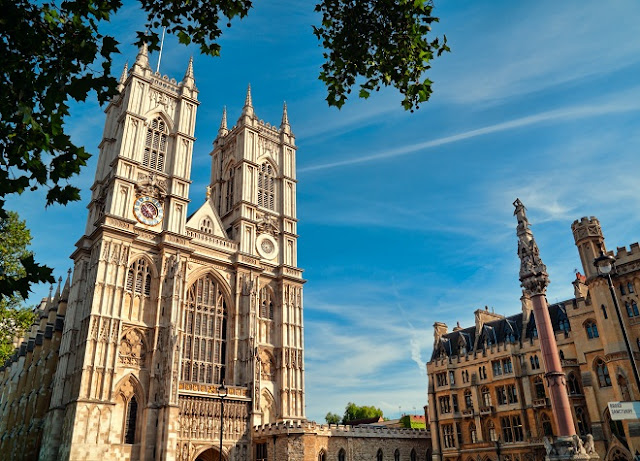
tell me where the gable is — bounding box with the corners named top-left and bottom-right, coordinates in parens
top-left (185, 198), bottom-right (228, 239)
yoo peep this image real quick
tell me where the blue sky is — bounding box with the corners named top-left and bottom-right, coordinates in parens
top-left (8, 0), bottom-right (640, 422)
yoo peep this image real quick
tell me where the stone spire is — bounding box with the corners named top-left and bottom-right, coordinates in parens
top-left (280, 101), bottom-right (290, 134)
top-left (52, 276), bottom-right (62, 303)
top-left (514, 198), bottom-right (549, 295)
top-left (182, 56), bottom-right (195, 89)
top-left (116, 62), bottom-right (128, 92)
top-left (218, 106), bottom-right (228, 136)
top-left (241, 84), bottom-right (254, 118)
top-left (132, 42), bottom-right (150, 72)
top-left (61, 269), bottom-right (72, 302)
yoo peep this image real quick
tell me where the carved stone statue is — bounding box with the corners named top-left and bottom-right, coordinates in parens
top-left (543, 437), bottom-right (557, 456)
top-left (573, 434), bottom-right (587, 455)
top-left (584, 434), bottom-right (595, 454)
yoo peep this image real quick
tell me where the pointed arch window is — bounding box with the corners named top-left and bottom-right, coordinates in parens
top-left (181, 275), bottom-right (228, 384)
top-left (124, 395), bottom-right (138, 444)
top-left (143, 116), bottom-right (168, 172)
top-left (318, 450), bottom-right (326, 461)
top-left (595, 358), bottom-right (611, 387)
top-left (628, 281), bottom-right (635, 293)
top-left (394, 449), bottom-right (400, 461)
top-left (257, 162), bottom-right (275, 210)
top-left (541, 413), bottom-right (553, 437)
top-left (481, 386), bottom-right (492, 407)
top-left (338, 449), bottom-right (346, 461)
top-left (469, 422), bottom-right (478, 443)
top-left (567, 373), bottom-right (581, 395)
top-left (576, 407), bottom-right (590, 436)
top-left (260, 287), bottom-right (275, 320)
top-left (558, 317), bottom-right (570, 333)
top-left (585, 320), bottom-right (599, 339)
top-left (487, 420), bottom-right (497, 442)
top-left (626, 301), bottom-right (639, 317)
top-left (534, 376), bottom-right (546, 399)
top-left (377, 448), bottom-right (384, 461)
top-left (126, 258), bottom-right (152, 296)
top-left (411, 449), bottom-right (417, 461)
top-left (225, 166), bottom-right (235, 212)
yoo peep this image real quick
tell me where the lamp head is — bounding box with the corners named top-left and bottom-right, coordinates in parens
top-left (594, 249), bottom-right (615, 275)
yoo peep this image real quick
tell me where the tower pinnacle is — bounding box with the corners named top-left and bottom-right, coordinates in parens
top-left (281, 101), bottom-right (290, 134)
top-left (182, 56), bottom-right (195, 89)
top-left (514, 198), bottom-right (549, 295)
top-left (218, 106), bottom-right (228, 136)
top-left (132, 42), bottom-right (150, 73)
top-left (116, 62), bottom-right (128, 92)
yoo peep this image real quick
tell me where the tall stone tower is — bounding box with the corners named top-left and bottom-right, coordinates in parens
top-left (209, 87), bottom-right (305, 424)
top-left (38, 47), bottom-right (305, 461)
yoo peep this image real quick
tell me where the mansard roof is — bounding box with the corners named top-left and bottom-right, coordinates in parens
top-left (429, 300), bottom-right (571, 361)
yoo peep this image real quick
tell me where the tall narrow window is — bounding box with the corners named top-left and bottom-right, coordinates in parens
top-left (595, 359), bottom-right (611, 387)
top-left (126, 258), bottom-right (152, 296)
top-left (567, 373), bottom-right (581, 395)
top-left (576, 407), bottom-right (590, 436)
top-left (257, 162), bottom-right (275, 210)
top-left (618, 375), bottom-right (631, 401)
top-left (541, 413), bottom-right (553, 437)
top-left (410, 449), bottom-right (417, 461)
top-left (558, 318), bottom-right (570, 332)
top-left (395, 449), bottom-right (400, 461)
top-left (469, 422), bottom-right (477, 443)
top-left (601, 304), bottom-right (608, 319)
top-left (534, 377), bottom-right (546, 399)
top-left (124, 395), bottom-right (138, 444)
top-left (481, 387), bottom-right (491, 407)
top-left (628, 282), bottom-right (635, 293)
top-left (338, 449), bottom-right (346, 461)
top-left (181, 275), bottom-right (228, 384)
top-left (487, 420), bottom-right (497, 442)
top-left (225, 166), bottom-right (235, 212)
top-left (143, 116), bottom-right (168, 172)
top-left (377, 449), bottom-right (384, 461)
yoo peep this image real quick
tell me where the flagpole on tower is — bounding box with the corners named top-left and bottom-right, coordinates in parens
top-left (156, 26), bottom-right (166, 73)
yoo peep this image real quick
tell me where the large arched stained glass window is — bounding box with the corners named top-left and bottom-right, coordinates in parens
top-left (143, 116), bottom-right (168, 172)
top-left (181, 275), bottom-right (228, 384)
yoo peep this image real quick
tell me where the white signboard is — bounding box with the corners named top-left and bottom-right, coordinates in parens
top-left (608, 401), bottom-right (640, 420)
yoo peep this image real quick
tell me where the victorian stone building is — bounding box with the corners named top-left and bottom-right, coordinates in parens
top-left (427, 211), bottom-right (640, 461)
top-left (0, 46), bottom-right (433, 461)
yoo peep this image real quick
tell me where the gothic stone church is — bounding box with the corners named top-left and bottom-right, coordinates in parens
top-left (1, 44), bottom-right (305, 461)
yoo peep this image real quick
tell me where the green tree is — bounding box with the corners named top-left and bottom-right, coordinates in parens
top-left (0, 212), bottom-right (40, 362)
top-left (0, 0), bottom-right (448, 302)
top-left (342, 402), bottom-right (384, 424)
top-left (325, 412), bottom-right (341, 424)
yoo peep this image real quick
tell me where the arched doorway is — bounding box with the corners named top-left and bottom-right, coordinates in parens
top-left (195, 448), bottom-right (225, 461)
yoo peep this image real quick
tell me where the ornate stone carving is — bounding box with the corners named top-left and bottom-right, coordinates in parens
top-left (118, 329), bottom-right (146, 367)
top-left (256, 213), bottom-right (280, 236)
top-left (514, 198), bottom-right (549, 295)
top-left (135, 172), bottom-right (168, 199)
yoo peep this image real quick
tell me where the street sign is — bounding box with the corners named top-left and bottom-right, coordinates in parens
top-left (608, 402), bottom-right (640, 420)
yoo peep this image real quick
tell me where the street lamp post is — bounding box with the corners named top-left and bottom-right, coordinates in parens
top-left (218, 381), bottom-right (228, 461)
top-left (594, 250), bottom-right (640, 394)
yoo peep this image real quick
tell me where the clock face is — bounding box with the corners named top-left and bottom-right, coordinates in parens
top-left (133, 196), bottom-right (164, 226)
top-left (256, 234), bottom-right (278, 260)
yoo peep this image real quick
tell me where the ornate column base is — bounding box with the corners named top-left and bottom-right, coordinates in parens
top-left (544, 435), bottom-right (599, 461)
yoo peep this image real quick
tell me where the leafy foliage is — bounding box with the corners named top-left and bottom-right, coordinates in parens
top-left (0, 306), bottom-right (36, 364)
top-left (314, 0), bottom-right (450, 110)
top-left (325, 412), bottom-right (341, 424)
top-left (0, 212), bottom-right (54, 304)
top-left (342, 402), bottom-right (384, 423)
top-left (0, 212), bottom-right (43, 363)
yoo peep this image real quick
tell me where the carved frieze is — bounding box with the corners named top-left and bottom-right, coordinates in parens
top-left (118, 328), bottom-right (147, 367)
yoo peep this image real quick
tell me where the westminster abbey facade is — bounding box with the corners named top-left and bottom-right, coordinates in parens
top-left (0, 45), bottom-right (305, 460)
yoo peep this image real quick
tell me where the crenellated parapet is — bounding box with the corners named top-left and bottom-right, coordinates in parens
top-left (253, 420), bottom-right (429, 439)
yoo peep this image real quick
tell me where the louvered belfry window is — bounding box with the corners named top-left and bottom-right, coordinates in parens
top-left (257, 162), bottom-right (275, 210)
top-left (181, 275), bottom-right (227, 385)
top-left (125, 258), bottom-right (152, 296)
top-left (143, 117), bottom-right (167, 172)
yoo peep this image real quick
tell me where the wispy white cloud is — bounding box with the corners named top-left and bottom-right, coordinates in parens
top-left (300, 92), bottom-right (640, 173)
